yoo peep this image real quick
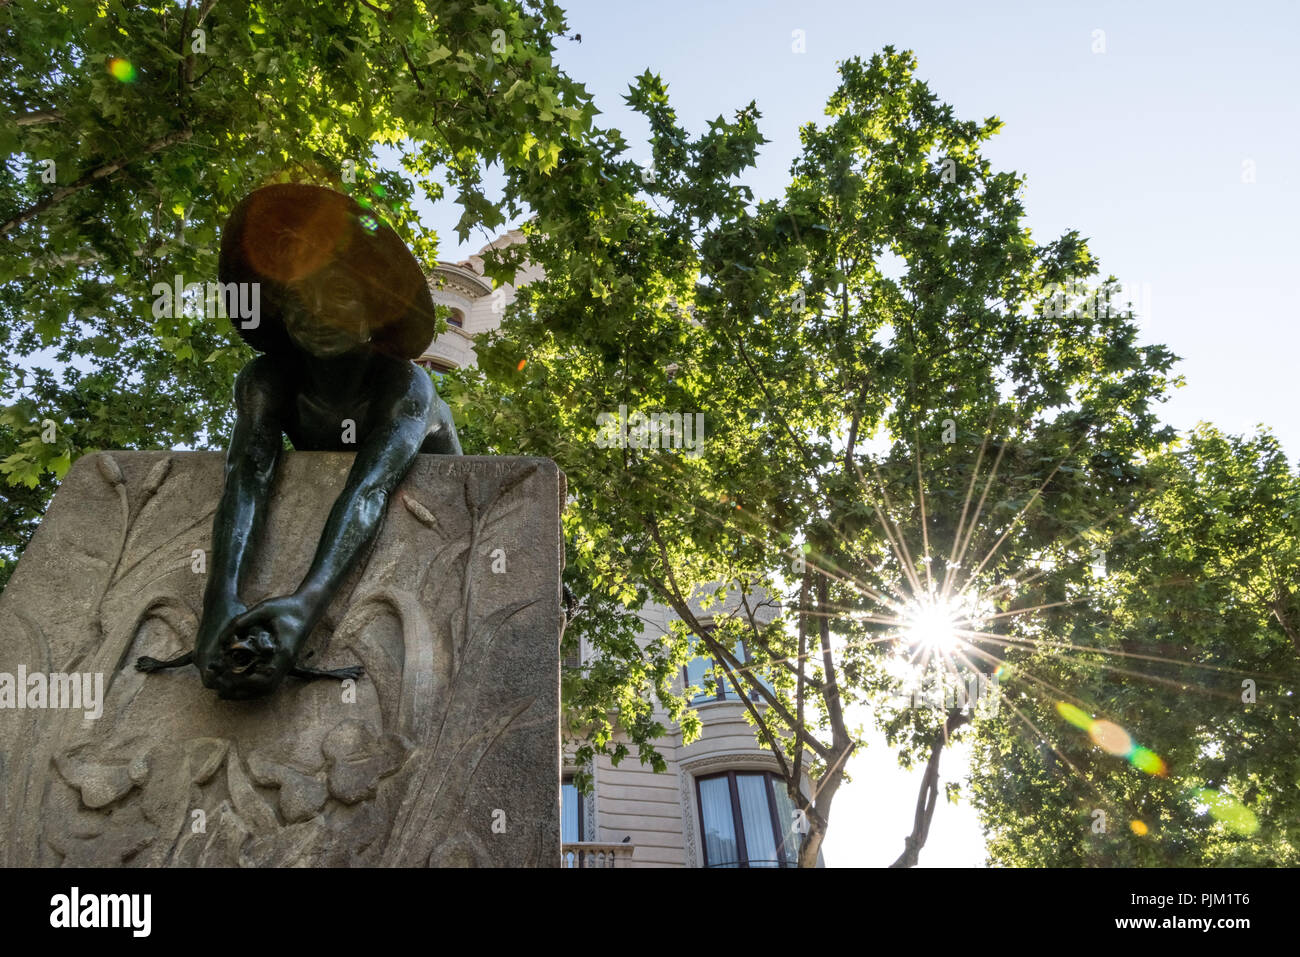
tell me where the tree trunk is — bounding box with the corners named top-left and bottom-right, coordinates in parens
top-left (889, 709), bottom-right (969, 868)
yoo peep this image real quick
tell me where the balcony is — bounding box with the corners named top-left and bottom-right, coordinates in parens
top-left (562, 842), bottom-right (634, 868)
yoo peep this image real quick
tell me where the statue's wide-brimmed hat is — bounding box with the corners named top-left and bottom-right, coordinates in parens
top-left (218, 183), bottom-right (437, 359)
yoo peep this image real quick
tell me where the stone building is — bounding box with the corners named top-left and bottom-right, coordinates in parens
top-left (423, 241), bottom-right (825, 868)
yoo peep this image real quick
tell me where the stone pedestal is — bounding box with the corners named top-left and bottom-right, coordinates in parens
top-left (0, 452), bottom-right (564, 867)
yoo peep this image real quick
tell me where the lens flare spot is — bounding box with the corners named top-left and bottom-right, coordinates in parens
top-left (107, 58), bottom-right (136, 83)
top-left (1057, 703), bottom-right (1166, 774)
top-left (1055, 701), bottom-right (1092, 731)
top-left (1130, 820), bottom-right (1148, 836)
top-left (1089, 720), bottom-right (1133, 756)
top-left (516, 358), bottom-right (527, 371)
top-left (1129, 747), bottom-right (1167, 776)
top-left (1194, 788), bottom-right (1259, 835)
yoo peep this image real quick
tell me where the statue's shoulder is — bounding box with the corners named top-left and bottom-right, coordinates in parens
top-left (365, 354), bottom-right (434, 415)
top-left (235, 352), bottom-right (281, 384)
top-left (403, 359), bottom-right (436, 407)
top-left (233, 354), bottom-right (295, 412)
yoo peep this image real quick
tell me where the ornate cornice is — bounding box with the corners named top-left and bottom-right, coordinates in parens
top-left (429, 262), bottom-right (491, 300)
top-left (679, 750), bottom-right (784, 774)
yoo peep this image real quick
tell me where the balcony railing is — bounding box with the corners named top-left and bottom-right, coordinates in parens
top-left (562, 842), bottom-right (634, 868)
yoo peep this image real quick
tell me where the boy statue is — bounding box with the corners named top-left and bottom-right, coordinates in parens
top-left (137, 183), bottom-right (462, 699)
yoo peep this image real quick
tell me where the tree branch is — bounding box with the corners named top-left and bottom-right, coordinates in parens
top-left (644, 516), bottom-right (834, 764)
top-left (889, 709), bottom-right (970, 868)
top-left (815, 575), bottom-right (851, 751)
top-left (738, 589), bottom-right (821, 688)
top-left (399, 43), bottom-right (424, 90)
top-left (14, 110), bottom-right (63, 127)
top-left (1271, 598), bottom-right (1300, 656)
top-left (714, 642), bottom-right (792, 782)
top-left (792, 570), bottom-right (809, 791)
top-left (1, 128), bottom-right (193, 237)
top-left (179, 0), bottom-right (194, 107)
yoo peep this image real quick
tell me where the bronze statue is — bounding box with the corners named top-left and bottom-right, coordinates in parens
top-left (137, 183), bottom-right (461, 699)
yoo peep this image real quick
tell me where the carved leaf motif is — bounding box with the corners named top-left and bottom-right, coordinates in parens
top-left (185, 738), bottom-right (228, 785)
top-left (428, 830), bottom-right (494, 867)
top-left (473, 463), bottom-right (542, 522)
top-left (276, 772), bottom-right (329, 825)
top-left (225, 748), bottom-right (279, 833)
top-left (248, 751), bottom-right (329, 824)
top-left (141, 455), bottom-right (173, 498)
top-left (494, 462), bottom-right (541, 501)
top-left (246, 818), bottom-right (327, 868)
top-left (127, 597), bottom-right (198, 679)
top-left (96, 452), bottom-right (125, 487)
top-left (402, 494), bottom-right (439, 529)
top-left (53, 753), bottom-right (138, 809)
top-left (381, 598), bottom-right (541, 866)
top-left (196, 802), bottom-right (250, 868)
top-left (322, 718), bottom-right (407, 805)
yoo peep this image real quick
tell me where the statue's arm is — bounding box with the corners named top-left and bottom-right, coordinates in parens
top-left (203, 356), bottom-right (286, 620)
top-left (137, 365), bottom-right (285, 676)
top-left (289, 364), bottom-right (437, 627)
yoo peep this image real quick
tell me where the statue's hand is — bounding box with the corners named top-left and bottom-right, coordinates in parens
top-left (194, 598), bottom-right (246, 670)
top-left (199, 595), bottom-right (316, 699)
top-left (225, 595), bottom-right (315, 652)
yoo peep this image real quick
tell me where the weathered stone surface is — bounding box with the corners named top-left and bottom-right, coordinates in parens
top-left (0, 452), bottom-right (564, 867)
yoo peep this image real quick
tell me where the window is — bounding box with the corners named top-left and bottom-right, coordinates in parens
top-left (681, 632), bottom-right (774, 704)
top-left (417, 358), bottom-right (455, 379)
top-left (695, 771), bottom-right (801, 868)
top-left (561, 777), bottom-right (584, 843)
top-left (447, 308), bottom-right (464, 328)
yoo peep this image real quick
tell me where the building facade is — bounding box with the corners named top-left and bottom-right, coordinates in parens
top-left (423, 243), bottom-right (823, 868)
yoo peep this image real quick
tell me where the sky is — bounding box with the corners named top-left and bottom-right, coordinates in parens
top-left (415, 0), bottom-right (1300, 866)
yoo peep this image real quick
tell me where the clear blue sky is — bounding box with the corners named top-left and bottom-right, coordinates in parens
top-left (423, 0), bottom-right (1300, 865)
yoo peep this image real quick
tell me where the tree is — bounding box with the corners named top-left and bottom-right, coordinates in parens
top-left (1, 0), bottom-right (602, 586)
top-left (968, 426), bottom-right (1300, 866)
top-left (453, 47), bottom-right (1180, 865)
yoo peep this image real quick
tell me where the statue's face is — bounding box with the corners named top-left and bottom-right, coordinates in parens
top-left (282, 268), bottom-right (371, 358)
top-left (196, 626), bottom-right (295, 700)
